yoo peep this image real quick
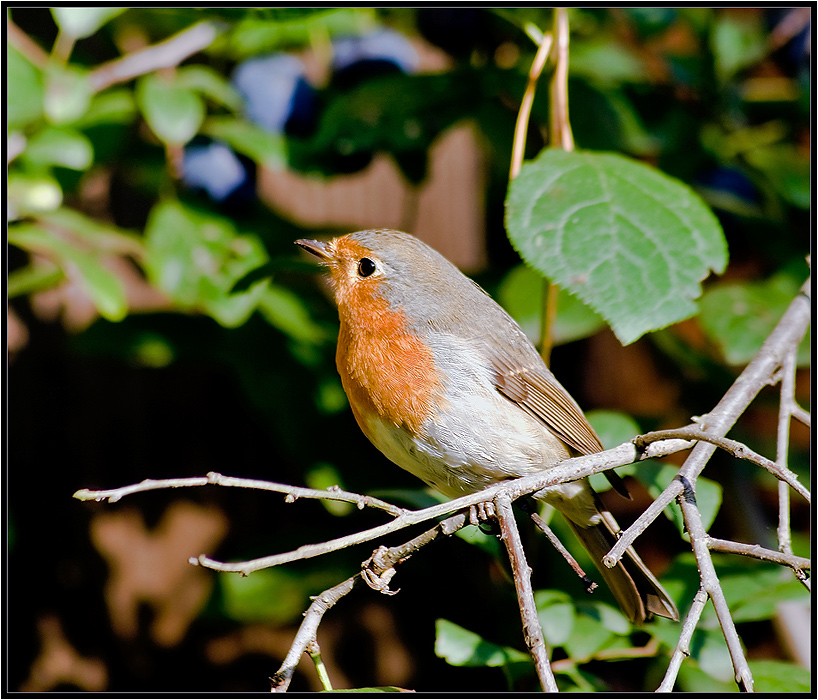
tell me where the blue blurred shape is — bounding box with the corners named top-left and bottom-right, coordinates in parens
top-left (182, 141), bottom-right (248, 201)
top-left (697, 166), bottom-right (759, 204)
top-left (332, 29), bottom-right (420, 73)
top-left (232, 54), bottom-right (314, 133)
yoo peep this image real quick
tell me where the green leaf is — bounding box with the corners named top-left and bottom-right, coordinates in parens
top-left (455, 523), bottom-right (503, 558)
top-left (505, 149), bottom-right (727, 345)
top-left (744, 143), bottom-right (810, 210)
top-left (711, 13), bottom-right (766, 82)
top-left (676, 662), bottom-right (737, 693)
top-left (8, 173), bottom-right (63, 217)
top-left (633, 463), bottom-right (722, 535)
top-left (497, 264), bottom-right (604, 345)
top-left (51, 7), bottom-right (125, 38)
top-left (22, 126), bottom-right (94, 170)
top-left (585, 410), bottom-right (641, 450)
top-left (71, 89), bottom-right (137, 128)
top-left (205, 278), bottom-right (270, 328)
top-left (38, 208), bottom-right (144, 257)
top-left (143, 200), bottom-right (273, 327)
top-left (258, 284), bottom-right (329, 343)
top-left (717, 567), bottom-right (809, 624)
top-left (435, 619), bottom-right (529, 668)
top-left (561, 608), bottom-right (615, 662)
top-left (699, 274), bottom-right (810, 367)
top-left (749, 660), bottom-right (811, 693)
top-left (534, 590), bottom-right (575, 646)
top-left (304, 463), bottom-right (354, 516)
top-left (177, 65), bottom-right (244, 111)
top-left (570, 39), bottom-right (649, 85)
top-left (585, 410), bottom-right (640, 491)
top-left (8, 223), bottom-right (127, 321)
top-left (690, 626), bottom-right (734, 682)
top-left (8, 46), bottom-right (44, 128)
top-left (214, 9), bottom-right (376, 60)
top-left (202, 116), bottom-right (287, 169)
top-left (44, 65), bottom-right (93, 124)
top-left (8, 261), bottom-right (65, 298)
top-left (219, 568), bottom-right (317, 624)
top-left (137, 73), bottom-right (205, 145)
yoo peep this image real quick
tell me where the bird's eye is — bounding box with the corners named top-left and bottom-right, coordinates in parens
top-left (357, 258), bottom-right (377, 278)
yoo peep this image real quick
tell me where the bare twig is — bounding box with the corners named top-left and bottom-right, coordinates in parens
top-left (636, 426), bottom-right (810, 504)
top-left (187, 438), bottom-right (693, 576)
top-left (495, 493), bottom-right (558, 693)
top-left (776, 347), bottom-right (796, 555)
top-left (790, 404), bottom-right (810, 427)
top-left (542, 7), bottom-right (576, 364)
top-left (678, 478), bottom-right (754, 691)
top-left (607, 279), bottom-right (811, 567)
top-left (529, 511), bottom-right (597, 593)
top-left (271, 575), bottom-right (356, 693)
top-left (305, 640), bottom-right (332, 691)
top-left (602, 476), bottom-right (687, 569)
top-left (509, 30), bottom-right (553, 180)
top-left (8, 18), bottom-right (49, 69)
top-left (74, 471), bottom-right (407, 517)
top-left (706, 537), bottom-right (810, 571)
top-left (270, 511), bottom-right (469, 692)
top-left (89, 21), bottom-right (222, 92)
top-left (658, 585), bottom-right (709, 691)
top-left (549, 8), bottom-right (574, 151)
top-left (52, 29), bottom-right (75, 66)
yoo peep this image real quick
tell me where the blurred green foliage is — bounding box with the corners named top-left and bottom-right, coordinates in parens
top-left (8, 6), bottom-right (809, 693)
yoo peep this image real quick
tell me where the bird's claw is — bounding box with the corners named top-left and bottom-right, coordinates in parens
top-left (361, 546), bottom-right (399, 595)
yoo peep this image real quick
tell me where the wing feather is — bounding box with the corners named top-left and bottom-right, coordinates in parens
top-left (489, 349), bottom-right (630, 498)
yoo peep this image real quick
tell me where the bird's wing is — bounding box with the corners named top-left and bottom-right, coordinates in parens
top-left (490, 351), bottom-right (603, 455)
top-left (488, 348), bottom-right (630, 499)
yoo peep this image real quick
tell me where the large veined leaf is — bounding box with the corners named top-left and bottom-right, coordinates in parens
top-left (506, 149), bottom-right (728, 345)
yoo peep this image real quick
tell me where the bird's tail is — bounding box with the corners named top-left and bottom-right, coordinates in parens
top-left (565, 514), bottom-right (679, 624)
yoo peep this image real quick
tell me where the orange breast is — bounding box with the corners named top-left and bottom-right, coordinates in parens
top-left (336, 293), bottom-right (442, 437)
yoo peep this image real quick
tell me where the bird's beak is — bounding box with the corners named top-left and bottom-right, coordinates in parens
top-left (295, 238), bottom-right (332, 261)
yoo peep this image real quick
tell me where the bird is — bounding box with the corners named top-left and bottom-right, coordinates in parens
top-left (296, 229), bottom-right (679, 624)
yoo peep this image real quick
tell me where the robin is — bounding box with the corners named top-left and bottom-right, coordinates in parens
top-left (296, 229), bottom-right (678, 624)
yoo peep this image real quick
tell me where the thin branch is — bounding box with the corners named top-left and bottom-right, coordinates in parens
top-left (791, 404), bottom-right (810, 428)
top-left (678, 478), bottom-right (754, 691)
top-left (509, 30), bottom-right (553, 180)
top-left (271, 574), bottom-right (356, 693)
top-left (776, 347), bottom-right (796, 555)
top-left (607, 278), bottom-right (811, 566)
top-left (305, 640), bottom-right (332, 691)
top-left (187, 438), bottom-right (693, 576)
top-left (271, 511), bottom-right (469, 692)
top-left (89, 21), bottom-right (222, 92)
top-left (658, 585), bottom-right (709, 692)
top-left (602, 476), bottom-right (685, 569)
top-left (74, 471), bottom-right (407, 517)
top-left (549, 8), bottom-right (574, 151)
top-left (636, 426), bottom-right (810, 504)
top-left (529, 511), bottom-right (597, 593)
top-left (494, 493), bottom-right (558, 693)
top-left (8, 18), bottom-right (49, 69)
top-left (592, 635), bottom-right (659, 661)
top-left (542, 7), bottom-right (574, 363)
top-left (52, 29), bottom-right (75, 66)
top-left (706, 537), bottom-right (810, 571)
